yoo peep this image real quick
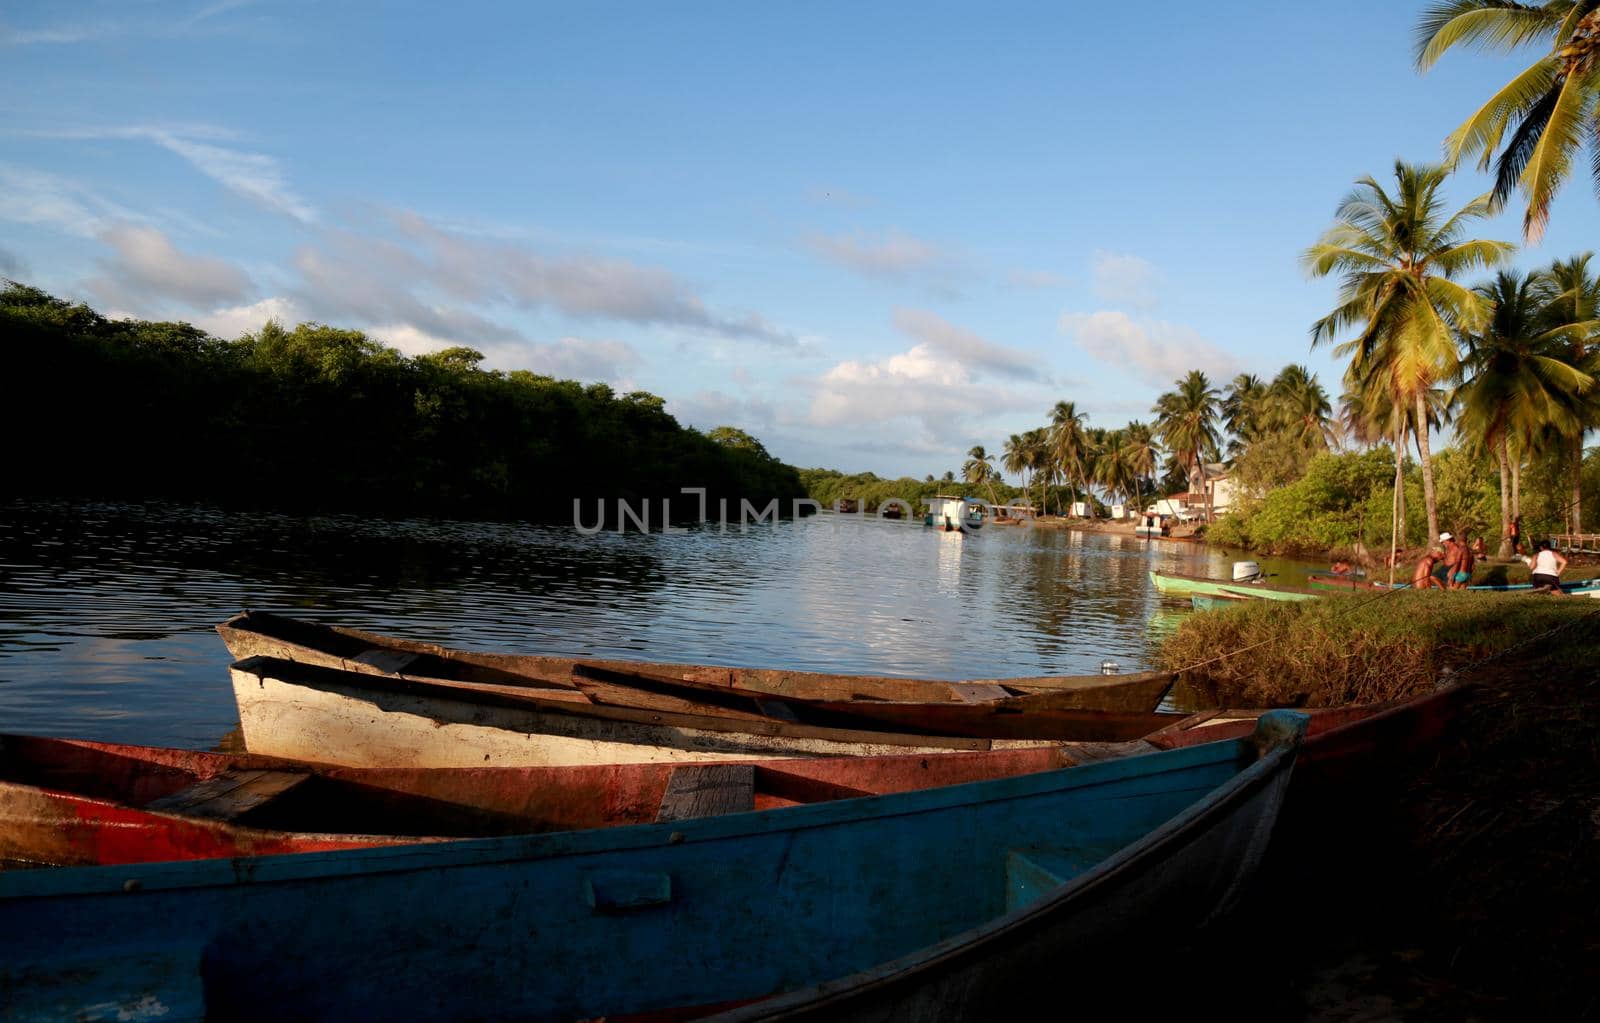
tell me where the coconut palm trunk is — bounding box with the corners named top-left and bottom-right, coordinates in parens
top-left (1414, 391), bottom-right (1439, 542)
top-left (1394, 421), bottom-right (1407, 548)
top-left (1498, 437), bottom-right (1513, 558)
top-left (1573, 433), bottom-right (1584, 534)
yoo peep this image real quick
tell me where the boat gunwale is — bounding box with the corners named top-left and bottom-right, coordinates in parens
top-left (218, 610), bottom-right (1177, 697)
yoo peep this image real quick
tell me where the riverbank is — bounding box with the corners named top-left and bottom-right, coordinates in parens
top-left (1157, 594), bottom-right (1600, 1017)
top-left (1018, 514), bottom-right (1206, 542)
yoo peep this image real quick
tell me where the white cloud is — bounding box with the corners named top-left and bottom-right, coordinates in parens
top-left (808, 344), bottom-right (1037, 431)
top-left (193, 296), bottom-right (303, 339)
top-left (89, 223), bottom-right (253, 310)
top-left (1091, 251), bottom-right (1160, 308)
top-left (1058, 310), bottom-right (1239, 384)
top-left (891, 307), bottom-right (1040, 381)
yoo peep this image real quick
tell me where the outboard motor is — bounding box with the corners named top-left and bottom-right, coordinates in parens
top-left (1232, 560), bottom-right (1264, 583)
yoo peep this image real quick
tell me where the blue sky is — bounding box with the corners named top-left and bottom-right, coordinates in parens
top-left (6, 1), bottom-right (1600, 477)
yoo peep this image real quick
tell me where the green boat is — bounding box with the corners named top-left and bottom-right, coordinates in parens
top-left (1149, 570), bottom-right (1318, 603)
top-left (1190, 592), bottom-right (1255, 611)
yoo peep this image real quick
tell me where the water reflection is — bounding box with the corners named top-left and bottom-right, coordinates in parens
top-left (0, 502), bottom-right (1325, 748)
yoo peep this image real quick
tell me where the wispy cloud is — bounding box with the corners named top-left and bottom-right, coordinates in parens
top-left (1091, 251), bottom-right (1160, 309)
top-left (2, 1), bottom-right (258, 46)
top-left (299, 210), bottom-right (797, 346)
top-left (1059, 310), bottom-right (1238, 384)
top-left (38, 125), bottom-right (315, 222)
top-left (804, 227), bottom-right (970, 295)
top-left (0, 164), bottom-right (143, 237)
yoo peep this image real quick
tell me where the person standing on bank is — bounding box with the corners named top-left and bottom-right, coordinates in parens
top-left (1523, 540), bottom-right (1568, 593)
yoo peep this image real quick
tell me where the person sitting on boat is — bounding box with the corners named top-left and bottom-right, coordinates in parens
top-left (1457, 537), bottom-right (1477, 588)
top-left (1438, 532), bottom-right (1470, 589)
top-left (1522, 540), bottom-right (1568, 593)
top-left (1329, 558), bottom-right (1353, 576)
top-left (1412, 548), bottom-right (1445, 591)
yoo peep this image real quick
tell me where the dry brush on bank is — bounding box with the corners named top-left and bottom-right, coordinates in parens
top-left (1160, 590), bottom-right (1600, 707)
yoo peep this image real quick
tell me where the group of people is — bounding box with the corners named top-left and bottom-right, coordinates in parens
top-left (1410, 528), bottom-right (1569, 593)
top-left (1412, 532), bottom-right (1481, 590)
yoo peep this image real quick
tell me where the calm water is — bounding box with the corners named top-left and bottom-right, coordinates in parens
top-left (0, 501), bottom-right (1326, 749)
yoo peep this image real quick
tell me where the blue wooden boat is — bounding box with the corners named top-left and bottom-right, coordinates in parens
top-left (0, 713), bottom-right (1308, 1023)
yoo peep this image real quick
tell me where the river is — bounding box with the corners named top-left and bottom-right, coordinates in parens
top-left (0, 500), bottom-right (1327, 749)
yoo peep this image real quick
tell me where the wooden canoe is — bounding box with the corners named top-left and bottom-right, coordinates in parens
top-left (0, 733), bottom-right (1084, 867)
top-left (229, 655), bottom-right (1112, 768)
top-left (0, 713), bottom-right (1308, 1022)
top-left (217, 609), bottom-right (1176, 712)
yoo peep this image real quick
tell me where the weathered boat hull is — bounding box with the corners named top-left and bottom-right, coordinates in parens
top-left (0, 714), bottom-right (1306, 1023)
top-left (230, 657), bottom-right (1052, 768)
top-left (0, 734), bottom-right (1083, 866)
top-left (217, 609), bottom-right (1174, 709)
top-left (1189, 593), bottom-right (1254, 611)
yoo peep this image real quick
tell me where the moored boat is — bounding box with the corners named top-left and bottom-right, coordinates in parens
top-left (0, 713), bottom-right (1308, 1023)
top-left (217, 609), bottom-right (1175, 710)
top-left (228, 656), bottom-right (1112, 768)
top-left (1149, 569), bottom-right (1319, 602)
top-left (0, 733), bottom-right (1085, 867)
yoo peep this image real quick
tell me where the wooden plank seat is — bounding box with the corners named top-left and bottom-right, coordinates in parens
top-left (655, 764), bottom-right (756, 822)
top-left (145, 768), bottom-right (312, 821)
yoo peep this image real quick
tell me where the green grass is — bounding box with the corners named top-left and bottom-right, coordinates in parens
top-left (1159, 589), bottom-right (1600, 707)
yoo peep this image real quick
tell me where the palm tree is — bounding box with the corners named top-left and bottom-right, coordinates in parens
top-left (1222, 373), bottom-right (1269, 454)
top-left (1022, 428), bottom-right (1051, 514)
top-left (1121, 420), bottom-right (1160, 513)
top-left (1049, 401), bottom-right (1095, 518)
top-left (1001, 434), bottom-right (1030, 505)
top-left (1416, 1), bottom-right (1600, 241)
top-left (1455, 268), bottom-right (1595, 552)
top-left (1305, 160), bottom-right (1514, 542)
top-left (1268, 365), bottom-right (1339, 451)
top-left (963, 445), bottom-right (1000, 505)
top-left (1153, 371), bottom-right (1222, 520)
top-left (1536, 252), bottom-right (1600, 530)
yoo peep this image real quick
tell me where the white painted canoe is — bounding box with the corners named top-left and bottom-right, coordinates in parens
top-left (231, 657), bottom-right (1054, 769)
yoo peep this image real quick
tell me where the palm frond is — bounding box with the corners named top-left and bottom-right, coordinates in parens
top-left (1490, 76), bottom-right (1565, 207)
top-left (1415, 1), bottom-right (1564, 70)
top-left (1514, 67), bottom-right (1596, 241)
top-left (1443, 55), bottom-right (1563, 168)
top-left (1432, 237), bottom-right (1519, 275)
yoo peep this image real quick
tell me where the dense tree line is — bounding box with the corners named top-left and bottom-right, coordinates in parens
top-left (0, 284), bottom-right (804, 520)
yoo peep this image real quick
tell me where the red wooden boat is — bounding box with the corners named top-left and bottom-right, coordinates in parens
top-left (0, 733), bottom-right (1088, 867)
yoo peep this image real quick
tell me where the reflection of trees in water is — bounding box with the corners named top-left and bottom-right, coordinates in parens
top-left (0, 500), bottom-right (669, 605)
